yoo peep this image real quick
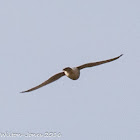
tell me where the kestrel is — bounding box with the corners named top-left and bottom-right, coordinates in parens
top-left (21, 54), bottom-right (123, 93)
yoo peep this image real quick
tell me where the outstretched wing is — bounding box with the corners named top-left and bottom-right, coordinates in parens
top-left (21, 72), bottom-right (65, 93)
top-left (77, 54), bottom-right (123, 70)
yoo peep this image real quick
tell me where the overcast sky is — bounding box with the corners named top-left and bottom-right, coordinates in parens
top-left (0, 0), bottom-right (140, 140)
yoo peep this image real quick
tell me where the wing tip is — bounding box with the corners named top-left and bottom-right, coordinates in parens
top-left (20, 91), bottom-right (27, 93)
top-left (119, 54), bottom-right (123, 57)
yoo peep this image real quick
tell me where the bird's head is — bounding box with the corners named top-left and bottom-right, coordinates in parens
top-left (63, 67), bottom-right (72, 72)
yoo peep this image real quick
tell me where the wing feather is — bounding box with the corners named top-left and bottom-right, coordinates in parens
top-left (77, 54), bottom-right (123, 70)
top-left (21, 72), bottom-right (65, 93)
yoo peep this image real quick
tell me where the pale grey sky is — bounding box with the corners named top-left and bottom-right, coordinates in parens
top-left (0, 0), bottom-right (140, 140)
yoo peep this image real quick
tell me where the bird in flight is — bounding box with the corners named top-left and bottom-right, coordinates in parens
top-left (21, 54), bottom-right (123, 93)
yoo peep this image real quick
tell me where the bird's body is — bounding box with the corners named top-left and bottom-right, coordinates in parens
top-left (63, 67), bottom-right (80, 80)
top-left (21, 54), bottom-right (123, 93)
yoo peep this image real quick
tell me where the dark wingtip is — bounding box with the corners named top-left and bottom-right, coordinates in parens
top-left (20, 91), bottom-right (27, 93)
top-left (119, 54), bottom-right (123, 57)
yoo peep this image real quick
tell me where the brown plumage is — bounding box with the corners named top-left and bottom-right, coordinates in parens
top-left (21, 54), bottom-right (123, 93)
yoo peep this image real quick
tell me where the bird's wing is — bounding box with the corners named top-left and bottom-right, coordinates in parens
top-left (21, 72), bottom-right (65, 93)
top-left (77, 54), bottom-right (123, 70)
